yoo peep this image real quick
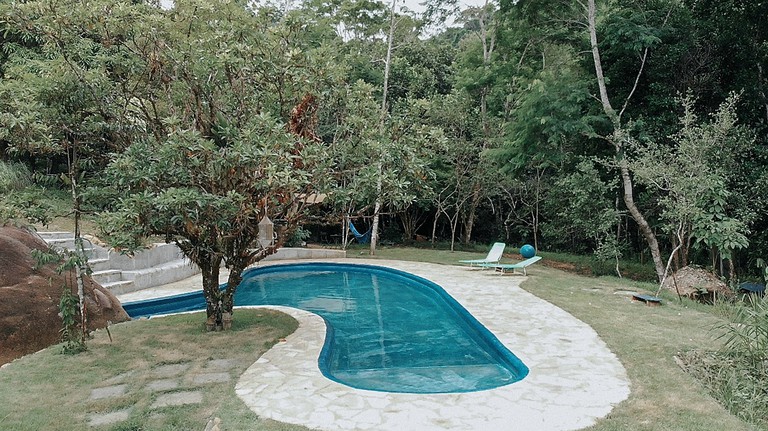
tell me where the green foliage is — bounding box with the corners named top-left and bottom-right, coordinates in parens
top-left (630, 93), bottom-right (753, 263)
top-left (328, 81), bottom-right (443, 217)
top-left (58, 287), bottom-right (86, 354)
top-left (716, 296), bottom-right (768, 370)
top-left (680, 349), bottom-right (768, 429)
top-left (0, 161), bottom-right (31, 193)
top-left (30, 248), bottom-right (62, 271)
top-left (493, 44), bottom-right (594, 175)
top-left (0, 186), bottom-right (53, 226)
top-left (284, 226), bottom-right (311, 247)
top-left (684, 294), bottom-right (768, 428)
top-left (542, 160), bottom-right (619, 253)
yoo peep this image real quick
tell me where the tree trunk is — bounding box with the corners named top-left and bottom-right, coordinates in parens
top-left (370, 196), bottom-right (381, 256)
top-left (68, 139), bottom-right (87, 346)
top-left (587, 0), bottom-right (666, 283)
top-left (201, 258), bottom-right (225, 330)
top-left (370, 0), bottom-right (397, 256)
top-left (462, 185), bottom-right (482, 244)
top-left (619, 160), bottom-right (665, 282)
top-left (431, 206), bottom-right (440, 245)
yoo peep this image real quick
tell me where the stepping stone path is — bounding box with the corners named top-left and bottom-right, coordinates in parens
top-left (89, 384), bottom-right (127, 400)
top-left (193, 372), bottom-right (231, 385)
top-left (88, 407), bottom-right (133, 427)
top-left (146, 379), bottom-right (180, 392)
top-left (86, 359), bottom-right (237, 428)
top-left (152, 363), bottom-right (191, 378)
top-left (151, 390), bottom-right (204, 408)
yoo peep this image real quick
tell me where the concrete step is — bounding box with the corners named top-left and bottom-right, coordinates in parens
top-left (36, 231), bottom-right (73, 241)
top-left (121, 258), bottom-right (199, 290)
top-left (101, 280), bottom-right (136, 295)
top-left (38, 233), bottom-right (203, 293)
top-left (92, 269), bottom-right (123, 285)
top-left (104, 243), bottom-right (187, 271)
top-left (42, 237), bottom-right (110, 261)
top-left (89, 258), bottom-right (112, 272)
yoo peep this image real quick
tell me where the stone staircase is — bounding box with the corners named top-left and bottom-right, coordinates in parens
top-left (37, 232), bottom-right (200, 295)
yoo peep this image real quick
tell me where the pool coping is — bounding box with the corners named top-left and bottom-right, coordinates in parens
top-left (120, 258), bottom-right (631, 430)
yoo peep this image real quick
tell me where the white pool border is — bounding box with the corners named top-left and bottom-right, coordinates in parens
top-left (231, 259), bottom-right (630, 431)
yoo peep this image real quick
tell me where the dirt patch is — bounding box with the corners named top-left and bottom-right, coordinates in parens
top-left (541, 259), bottom-right (592, 276)
top-left (662, 266), bottom-right (731, 301)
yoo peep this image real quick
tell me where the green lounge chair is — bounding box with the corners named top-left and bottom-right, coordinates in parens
top-left (459, 242), bottom-right (506, 267)
top-left (479, 255), bottom-right (542, 275)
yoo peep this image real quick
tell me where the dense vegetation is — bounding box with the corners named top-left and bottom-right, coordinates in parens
top-left (3, 0), bottom-right (766, 284)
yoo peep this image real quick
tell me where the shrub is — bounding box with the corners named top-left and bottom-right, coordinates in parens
top-left (0, 161), bottom-right (31, 193)
top-left (716, 295), bottom-right (768, 371)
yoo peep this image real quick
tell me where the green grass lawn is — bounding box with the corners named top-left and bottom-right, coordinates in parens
top-left (0, 309), bottom-right (309, 431)
top-left (0, 245), bottom-right (760, 430)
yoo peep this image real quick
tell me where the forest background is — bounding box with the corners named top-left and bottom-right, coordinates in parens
top-left (1, 0), bottom-right (767, 286)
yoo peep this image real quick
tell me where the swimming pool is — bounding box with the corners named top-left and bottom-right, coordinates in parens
top-left (122, 262), bottom-right (528, 393)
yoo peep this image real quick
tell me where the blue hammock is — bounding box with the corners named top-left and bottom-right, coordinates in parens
top-left (349, 220), bottom-right (372, 244)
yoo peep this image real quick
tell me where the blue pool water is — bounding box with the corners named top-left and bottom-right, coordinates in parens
top-left (122, 263), bottom-right (528, 393)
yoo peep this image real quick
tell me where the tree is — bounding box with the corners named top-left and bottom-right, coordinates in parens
top-left (630, 93), bottom-right (753, 281)
top-left (0, 0), bottom-right (336, 329)
top-left (1, 0), bottom-right (143, 342)
top-left (102, 113), bottom-right (326, 329)
top-left (452, 1), bottom-right (503, 244)
top-left (542, 160), bottom-right (622, 273)
top-left (585, 0), bottom-right (668, 282)
top-left (326, 82), bottom-right (440, 250)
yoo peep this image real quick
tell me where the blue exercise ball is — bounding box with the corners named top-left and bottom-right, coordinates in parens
top-left (520, 244), bottom-right (536, 258)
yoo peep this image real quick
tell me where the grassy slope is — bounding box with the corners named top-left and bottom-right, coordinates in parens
top-left (349, 246), bottom-right (757, 431)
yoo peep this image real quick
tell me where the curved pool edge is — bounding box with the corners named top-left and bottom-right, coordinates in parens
top-left (241, 262), bottom-right (529, 394)
top-left (125, 262), bottom-right (529, 394)
top-left (122, 259), bottom-right (630, 430)
top-left (233, 259), bottom-right (629, 431)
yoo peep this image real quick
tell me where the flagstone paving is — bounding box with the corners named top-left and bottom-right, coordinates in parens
top-left (86, 358), bottom-right (235, 427)
top-left (87, 407), bottom-right (133, 427)
top-left (89, 384), bottom-right (127, 400)
top-left (151, 390), bottom-right (204, 408)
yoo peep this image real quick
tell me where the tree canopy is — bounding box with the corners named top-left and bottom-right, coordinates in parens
top-left (2, 0), bottom-right (768, 315)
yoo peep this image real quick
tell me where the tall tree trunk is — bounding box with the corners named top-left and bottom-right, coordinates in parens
top-left (68, 139), bottom-right (87, 346)
top-left (462, 185), bottom-right (482, 244)
top-left (587, 0), bottom-right (666, 283)
top-left (462, 7), bottom-right (495, 245)
top-left (370, 0), bottom-right (397, 256)
top-left (370, 192), bottom-right (382, 256)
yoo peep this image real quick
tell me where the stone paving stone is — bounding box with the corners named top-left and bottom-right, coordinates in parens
top-left (151, 363), bottom-right (191, 378)
top-left (87, 407), bottom-right (133, 426)
top-left (206, 358), bottom-right (237, 370)
top-left (151, 391), bottom-right (203, 408)
top-left (146, 379), bottom-right (180, 392)
top-left (89, 384), bottom-right (127, 400)
top-left (192, 372), bottom-right (231, 384)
